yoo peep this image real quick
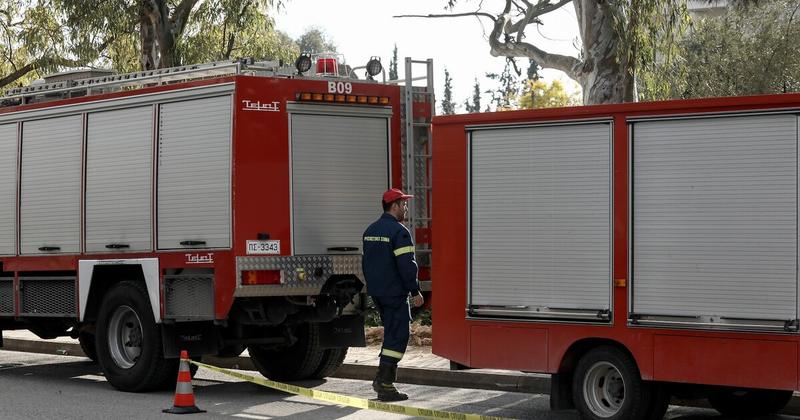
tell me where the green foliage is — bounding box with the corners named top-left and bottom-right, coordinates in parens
top-left (413, 308), bottom-right (432, 326)
top-left (608, 0), bottom-right (689, 98)
top-left (464, 78), bottom-right (481, 113)
top-left (518, 79), bottom-right (580, 109)
top-left (179, 0), bottom-right (297, 65)
top-left (389, 44), bottom-right (398, 80)
top-left (296, 26), bottom-right (337, 54)
top-left (441, 67), bottom-right (456, 115)
top-left (643, 0), bottom-right (800, 100)
top-left (485, 59), bottom-right (519, 111)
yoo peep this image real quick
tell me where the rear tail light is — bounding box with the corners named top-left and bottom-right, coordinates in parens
top-left (242, 270), bottom-right (282, 285)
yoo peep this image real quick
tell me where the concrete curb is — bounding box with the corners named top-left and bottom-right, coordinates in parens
top-left (4, 337), bottom-right (800, 416)
top-left (0, 337), bottom-right (548, 393)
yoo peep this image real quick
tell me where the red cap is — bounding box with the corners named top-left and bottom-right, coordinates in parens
top-left (382, 188), bottom-right (413, 203)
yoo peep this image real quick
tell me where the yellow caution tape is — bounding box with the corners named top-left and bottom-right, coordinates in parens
top-left (189, 359), bottom-right (514, 420)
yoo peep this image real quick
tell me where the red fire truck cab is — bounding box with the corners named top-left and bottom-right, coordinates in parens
top-left (432, 93), bottom-right (800, 419)
top-left (0, 56), bottom-right (434, 392)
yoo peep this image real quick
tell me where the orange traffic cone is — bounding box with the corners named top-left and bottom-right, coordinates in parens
top-left (163, 350), bottom-right (205, 414)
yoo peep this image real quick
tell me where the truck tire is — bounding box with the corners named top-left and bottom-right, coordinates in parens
top-left (248, 323), bottom-right (325, 381)
top-left (708, 387), bottom-right (792, 417)
top-left (79, 331), bottom-right (97, 363)
top-left (643, 383), bottom-right (670, 420)
top-left (311, 347), bottom-right (348, 379)
top-left (95, 281), bottom-right (177, 392)
top-left (572, 346), bottom-right (652, 420)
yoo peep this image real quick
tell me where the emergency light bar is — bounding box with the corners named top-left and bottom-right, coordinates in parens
top-left (296, 92), bottom-right (390, 105)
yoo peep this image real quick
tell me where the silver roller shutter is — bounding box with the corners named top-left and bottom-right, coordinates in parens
top-left (157, 96), bottom-right (231, 250)
top-left (20, 115), bottom-right (83, 254)
top-left (0, 123), bottom-right (16, 255)
top-left (632, 114), bottom-right (797, 322)
top-left (291, 113), bottom-right (389, 255)
top-left (470, 122), bottom-right (612, 316)
top-left (86, 106), bottom-right (153, 252)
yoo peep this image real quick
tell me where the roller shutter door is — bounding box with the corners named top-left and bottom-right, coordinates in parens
top-left (157, 96), bottom-right (231, 249)
top-left (291, 114), bottom-right (389, 255)
top-left (632, 114), bottom-right (797, 321)
top-left (20, 116), bottom-right (83, 254)
top-left (470, 122), bottom-right (612, 315)
top-left (85, 106), bottom-right (153, 252)
top-left (0, 124), bottom-right (16, 255)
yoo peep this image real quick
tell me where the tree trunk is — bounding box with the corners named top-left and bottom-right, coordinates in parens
top-left (574, 0), bottom-right (634, 104)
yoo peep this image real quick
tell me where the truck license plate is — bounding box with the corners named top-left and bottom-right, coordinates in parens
top-left (246, 240), bottom-right (281, 255)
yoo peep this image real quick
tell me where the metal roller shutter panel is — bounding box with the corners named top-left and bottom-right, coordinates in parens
top-left (20, 115), bottom-right (83, 254)
top-left (291, 114), bottom-right (388, 255)
top-left (86, 106), bottom-right (153, 252)
top-left (157, 96), bottom-right (231, 249)
top-left (470, 123), bottom-right (612, 310)
top-left (0, 124), bottom-right (15, 255)
top-left (632, 115), bottom-right (797, 320)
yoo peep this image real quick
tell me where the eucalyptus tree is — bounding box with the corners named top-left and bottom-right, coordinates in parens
top-left (398, 0), bottom-right (688, 104)
top-left (0, 0), bottom-right (82, 87)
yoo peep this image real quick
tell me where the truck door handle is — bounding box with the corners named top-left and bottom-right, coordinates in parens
top-left (180, 240), bottom-right (207, 246)
top-left (105, 243), bottom-right (130, 249)
top-left (38, 246), bottom-right (60, 252)
top-left (327, 246), bottom-right (359, 252)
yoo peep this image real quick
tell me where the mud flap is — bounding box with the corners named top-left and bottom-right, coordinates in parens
top-left (318, 315), bottom-right (366, 348)
top-left (161, 321), bottom-right (219, 358)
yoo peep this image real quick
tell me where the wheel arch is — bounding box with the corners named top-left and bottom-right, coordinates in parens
top-left (550, 337), bottom-right (639, 410)
top-left (79, 258), bottom-right (160, 323)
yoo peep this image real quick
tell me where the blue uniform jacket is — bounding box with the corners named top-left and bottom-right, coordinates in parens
top-left (362, 213), bottom-right (420, 297)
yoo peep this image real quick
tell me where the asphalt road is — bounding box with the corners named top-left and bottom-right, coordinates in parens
top-left (0, 349), bottom-right (798, 420)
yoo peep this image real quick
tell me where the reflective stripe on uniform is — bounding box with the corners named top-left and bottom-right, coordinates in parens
top-left (381, 348), bottom-right (404, 360)
top-left (393, 246), bottom-right (414, 256)
top-left (364, 236), bottom-right (391, 242)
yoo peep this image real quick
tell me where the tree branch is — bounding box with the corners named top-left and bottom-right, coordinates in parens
top-left (507, 0), bottom-right (573, 35)
top-left (489, 11), bottom-right (581, 80)
top-left (172, 0), bottom-right (200, 36)
top-left (394, 11), bottom-right (497, 22)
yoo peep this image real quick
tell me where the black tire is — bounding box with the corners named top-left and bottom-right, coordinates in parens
top-left (95, 281), bottom-right (177, 392)
top-left (572, 346), bottom-right (652, 420)
top-left (708, 387), bottom-right (792, 417)
top-left (79, 331), bottom-right (97, 363)
top-left (643, 382), bottom-right (670, 420)
top-left (248, 323), bottom-right (325, 381)
top-left (311, 347), bottom-right (348, 379)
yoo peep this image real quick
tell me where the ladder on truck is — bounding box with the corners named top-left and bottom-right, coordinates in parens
top-left (395, 58), bottom-right (434, 293)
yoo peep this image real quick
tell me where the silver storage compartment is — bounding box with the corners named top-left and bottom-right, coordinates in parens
top-left (19, 277), bottom-right (76, 317)
top-left (632, 114), bottom-right (798, 329)
top-left (157, 96), bottom-right (232, 250)
top-left (0, 123), bottom-right (16, 256)
top-left (164, 274), bottom-right (214, 320)
top-left (0, 278), bottom-right (13, 315)
top-left (20, 116), bottom-right (83, 254)
top-left (469, 122), bottom-right (613, 320)
top-left (85, 106), bottom-right (154, 252)
top-left (289, 105), bottom-right (390, 255)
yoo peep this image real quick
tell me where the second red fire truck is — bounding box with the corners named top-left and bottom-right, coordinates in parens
top-left (432, 93), bottom-right (800, 419)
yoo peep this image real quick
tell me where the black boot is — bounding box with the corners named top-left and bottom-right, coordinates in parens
top-left (372, 364), bottom-right (408, 401)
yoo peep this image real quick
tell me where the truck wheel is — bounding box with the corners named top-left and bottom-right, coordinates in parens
top-left (79, 331), bottom-right (97, 363)
top-left (311, 347), bottom-right (348, 379)
top-left (248, 323), bottom-right (325, 381)
top-left (643, 383), bottom-right (670, 420)
top-left (572, 346), bottom-right (651, 420)
top-left (95, 281), bottom-right (177, 392)
top-left (708, 388), bottom-right (792, 417)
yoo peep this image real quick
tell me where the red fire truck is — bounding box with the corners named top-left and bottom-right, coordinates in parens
top-left (432, 94), bottom-right (800, 419)
top-left (0, 55), bottom-right (434, 392)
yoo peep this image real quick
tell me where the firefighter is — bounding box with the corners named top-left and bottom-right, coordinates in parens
top-left (362, 188), bottom-right (424, 402)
